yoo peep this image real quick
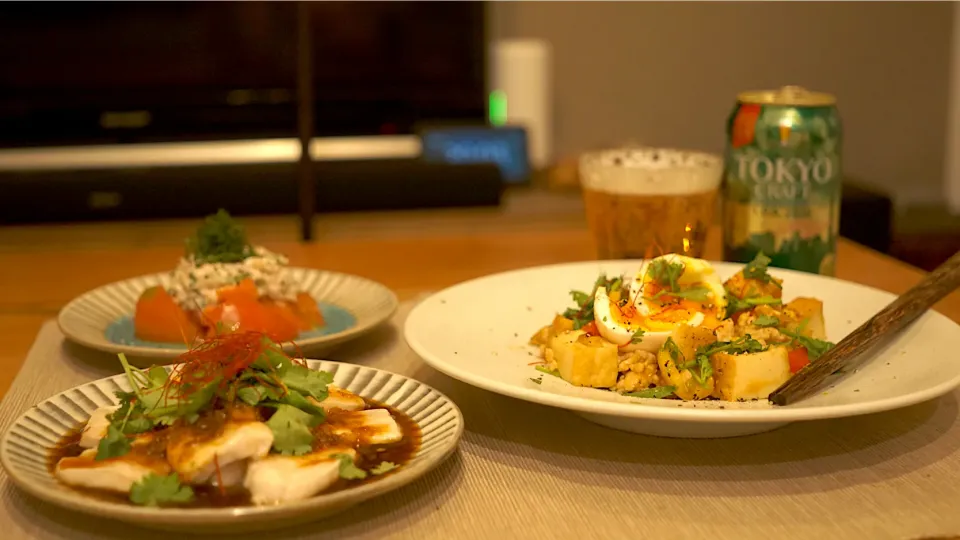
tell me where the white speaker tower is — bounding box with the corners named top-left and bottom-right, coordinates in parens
top-left (488, 39), bottom-right (553, 170)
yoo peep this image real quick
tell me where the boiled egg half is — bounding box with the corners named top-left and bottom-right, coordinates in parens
top-left (594, 254), bottom-right (726, 353)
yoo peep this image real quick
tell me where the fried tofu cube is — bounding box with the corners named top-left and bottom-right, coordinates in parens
top-left (711, 345), bottom-right (791, 401)
top-left (657, 325), bottom-right (717, 401)
top-left (548, 330), bottom-right (618, 388)
top-left (784, 298), bottom-right (826, 340)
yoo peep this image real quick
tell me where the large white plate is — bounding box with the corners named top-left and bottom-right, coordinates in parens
top-left (0, 360), bottom-right (463, 534)
top-left (405, 260), bottom-right (960, 438)
top-left (58, 268), bottom-right (398, 364)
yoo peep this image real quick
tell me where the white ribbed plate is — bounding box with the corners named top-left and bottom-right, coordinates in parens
top-left (0, 360), bottom-right (463, 534)
top-left (58, 268), bottom-right (398, 364)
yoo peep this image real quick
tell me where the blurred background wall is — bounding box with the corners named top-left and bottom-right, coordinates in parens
top-left (490, 1), bottom-right (953, 208)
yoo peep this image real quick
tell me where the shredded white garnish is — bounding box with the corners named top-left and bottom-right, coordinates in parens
top-left (167, 246), bottom-right (298, 309)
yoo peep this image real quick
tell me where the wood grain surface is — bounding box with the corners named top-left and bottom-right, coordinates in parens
top-left (1, 190), bottom-right (957, 402)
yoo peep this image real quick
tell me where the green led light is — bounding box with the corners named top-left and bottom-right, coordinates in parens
top-left (489, 90), bottom-right (508, 126)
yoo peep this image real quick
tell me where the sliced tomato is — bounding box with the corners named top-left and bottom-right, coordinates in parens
top-left (133, 286), bottom-right (200, 344)
top-left (580, 321), bottom-right (599, 336)
top-left (788, 347), bottom-right (810, 373)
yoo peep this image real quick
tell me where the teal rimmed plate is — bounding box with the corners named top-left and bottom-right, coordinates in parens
top-left (58, 268), bottom-right (397, 364)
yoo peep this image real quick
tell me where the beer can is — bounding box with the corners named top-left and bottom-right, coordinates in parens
top-left (722, 85), bottom-right (842, 276)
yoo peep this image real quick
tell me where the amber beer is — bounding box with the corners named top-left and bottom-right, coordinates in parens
top-left (580, 147), bottom-right (723, 259)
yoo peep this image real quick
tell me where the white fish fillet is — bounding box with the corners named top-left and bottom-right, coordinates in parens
top-left (56, 438), bottom-right (170, 493)
top-left (79, 405), bottom-right (119, 449)
top-left (345, 409), bottom-right (403, 445)
top-left (166, 420), bottom-right (274, 484)
top-left (317, 386), bottom-right (365, 413)
top-left (244, 447), bottom-right (356, 505)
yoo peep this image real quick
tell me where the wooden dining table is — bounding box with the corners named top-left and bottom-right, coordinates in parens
top-left (0, 189), bottom-right (957, 402)
top-left (2, 189), bottom-right (960, 540)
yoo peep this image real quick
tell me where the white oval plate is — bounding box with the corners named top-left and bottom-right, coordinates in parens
top-left (58, 268), bottom-right (398, 364)
top-left (405, 260), bottom-right (960, 438)
top-left (0, 360), bottom-right (463, 534)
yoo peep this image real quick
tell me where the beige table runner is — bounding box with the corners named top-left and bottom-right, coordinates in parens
top-left (0, 298), bottom-right (957, 540)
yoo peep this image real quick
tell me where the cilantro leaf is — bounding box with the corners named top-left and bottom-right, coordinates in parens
top-left (529, 377), bottom-right (543, 385)
top-left (569, 290), bottom-right (591, 306)
top-left (117, 354), bottom-right (218, 426)
top-left (252, 345), bottom-right (333, 402)
top-left (779, 328), bottom-right (835, 361)
top-left (696, 335), bottom-right (766, 358)
top-left (265, 404), bottom-right (320, 456)
top-left (109, 393), bottom-right (154, 435)
top-left (146, 366), bottom-right (168, 387)
top-left (742, 252), bottom-right (772, 279)
top-left (562, 274), bottom-right (624, 330)
top-left (278, 389), bottom-right (328, 418)
top-left (95, 424), bottom-right (131, 460)
top-left (724, 293), bottom-right (782, 318)
top-left (623, 386), bottom-right (676, 399)
top-left (370, 461), bottom-right (399, 475)
top-left (253, 343), bottom-right (294, 372)
top-left (752, 314), bottom-right (780, 327)
top-left (333, 453), bottom-right (368, 480)
top-left (278, 364), bottom-right (334, 402)
top-left (662, 338), bottom-right (682, 362)
top-left (647, 259), bottom-right (684, 291)
top-left (643, 260), bottom-right (715, 305)
top-left (236, 384), bottom-right (282, 406)
top-left (741, 252), bottom-right (781, 287)
top-left (677, 353), bottom-right (714, 386)
top-left (129, 473), bottom-right (195, 507)
top-left (534, 366), bottom-right (561, 377)
top-left (630, 328), bottom-right (645, 344)
top-left (138, 380), bottom-right (219, 426)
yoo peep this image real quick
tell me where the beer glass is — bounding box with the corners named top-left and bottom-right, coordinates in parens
top-left (580, 146), bottom-right (722, 259)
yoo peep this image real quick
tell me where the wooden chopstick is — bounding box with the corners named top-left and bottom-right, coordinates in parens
top-left (769, 249), bottom-right (960, 406)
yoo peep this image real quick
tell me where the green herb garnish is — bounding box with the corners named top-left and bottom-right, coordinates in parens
top-left (95, 424), bottom-right (132, 461)
top-left (779, 327), bottom-right (835, 361)
top-left (630, 328), bottom-right (645, 344)
top-left (535, 366), bottom-right (561, 378)
top-left (724, 293), bottom-right (782, 318)
top-left (370, 462), bottom-right (399, 475)
top-left (129, 473), bottom-right (195, 507)
top-left (98, 338), bottom-right (334, 461)
top-left (662, 337), bottom-right (682, 362)
top-left (742, 252), bottom-right (781, 287)
top-left (752, 314), bottom-right (780, 327)
top-left (266, 404), bottom-right (322, 456)
top-left (333, 454), bottom-right (368, 480)
top-left (623, 386), bottom-right (676, 399)
top-left (646, 286), bottom-right (712, 303)
top-left (679, 336), bottom-right (766, 387)
top-left (647, 259), bottom-right (684, 290)
top-left (644, 259), bottom-right (713, 304)
top-left (562, 274), bottom-right (624, 330)
top-left (185, 209), bottom-right (254, 264)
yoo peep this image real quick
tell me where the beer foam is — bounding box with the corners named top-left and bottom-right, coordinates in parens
top-left (580, 147), bottom-right (722, 196)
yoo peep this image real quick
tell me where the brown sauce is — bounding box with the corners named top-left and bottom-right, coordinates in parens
top-left (48, 398), bottom-right (422, 508)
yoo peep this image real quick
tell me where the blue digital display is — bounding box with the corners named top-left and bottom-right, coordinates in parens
top-left (420, 126), bottom-right (529, 184)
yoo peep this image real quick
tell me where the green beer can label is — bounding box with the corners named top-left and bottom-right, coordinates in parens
top-left (723, 88), bottom-right (842, 276)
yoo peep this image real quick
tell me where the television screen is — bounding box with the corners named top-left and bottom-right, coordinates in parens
top-left (0, 2), bottom-right (485, 147)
